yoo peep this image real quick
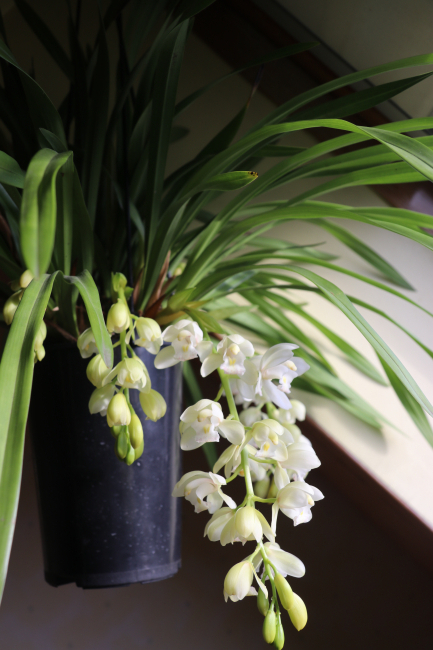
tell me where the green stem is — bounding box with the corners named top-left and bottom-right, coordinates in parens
top-left (259, 543), bottom-right (280, 614)
top-left (253, 497), bottom-right (276, 504)
top-left (249, 454), bottom-right (277, 465)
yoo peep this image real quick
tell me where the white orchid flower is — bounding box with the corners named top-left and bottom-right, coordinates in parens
top-left (236, 344), bottom-right (309, 409)
top-left (88, 384), bottom-right (116, 416)
top-left (256, 542), bottom-right (305, 579)
top-left (234, 505), bottom-right (275, 544)
top-left (172, 471), bottom-right (236, 514)
top-left (223, 561), bottom-right (257, 602)
top-left (104, 357), bottom-right (150, 392)
top-left (274, 400), bottom-right (306, 426)
top-left (179, 399), bottom-right (224, 450)
top-left (200, 334), bottom-right (257, 380)
top-left (273, 480), bottom-right (324, 528)
top-left (249, 419), bottom-right (293, 461)
top-left (77, 327), bottom-right (99, 358)
top-left (134, 317), bottom-right (162, 354)
top-left (213, 443), bottom-right (242, 479)
top-left (218, 419), bottom-right (246, 446)
top-left (154, 319), bottom-right (208, 368)
top-left (280, 440), bottom-right (321, 479)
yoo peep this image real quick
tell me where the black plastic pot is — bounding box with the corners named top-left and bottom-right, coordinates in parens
top-left (29, 341), bottom-right (182, 589)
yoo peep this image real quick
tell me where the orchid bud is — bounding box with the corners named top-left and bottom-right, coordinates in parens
top-left (273, 617), bottom-right (285, 649)
top-left (254, 476), bottom-right (270, 499)
top-left (223, 561), bottom-right (254, 602)
top-left (89, 385), bottom-right (115, 416)
top-left (3, 291), bottom-right (22, 325)
top-left (263, 609), bottom-right (276, 644)
top-left (274, 574), bottom-right (294, 611)
top-left (139, 389), bottom-right (166, 421)
top-left (125, 443), bottom-right (135, 466)
top-left (257, 584), bottom-right (269, 616)
top-left (288, 593), bottom-right (308, 631)
top-left (35, 345), bottom-right (45, 362)
top-left (77, 328), bottom-right (98, 358)
top-left (86, 354), bottom-right (111, 387)
top-left (134, 436), bottom-right (144, 461)
top-left (107, 393), bottom-right (131, 428)
top-left (34, 321), bottom-right (47, 351)
top-left (234, 506), bottom-right (257, 539)
top-left (111, 425), bottom-right (122, 438)
top-left (19, 269), bottom-right (34, 288)
top-left (106, 300), bottom-right (130, 333)
top-left (134, 317), bottom-right (162, 354)
top-left (268, 479), bottom-right (278, 499)
top-left (129, 413), bottom-right (143, 449)
top-left (115, 429), bottom-right (128, 460)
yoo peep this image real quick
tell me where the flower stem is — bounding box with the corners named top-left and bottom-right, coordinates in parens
top-left (253, 497), bottom-right (276, 504)
top-left (259, 542), bottom-right (280, 614)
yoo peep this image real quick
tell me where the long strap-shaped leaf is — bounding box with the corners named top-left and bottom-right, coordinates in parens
top-left (0, 269), bottom-right (112, 603)
top-left (0, 38), bottom-right (67, 148)
top-left (0, 151), bottom-right (25, 188)
top-left (20, 149), bottom-right (73, 277)
top-left (0, 274), bottom-right (57, 604)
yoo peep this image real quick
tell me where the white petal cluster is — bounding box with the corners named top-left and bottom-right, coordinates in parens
top-left (200, 334), bottom-right (258, 380)
top-left (154, 319), bottom-right (209, 368)
top-left (77, 327), bottom-right (99, 358)
top-left (255, 542), bottom-right (305, 578)
top-left (103, 357), bottom-right (150, 392)
top-left (236, 344), bottom-right (310, 409)
top-left (274, 479), bottom-right (324, 527)
top-left (179, 400), bottom-right (225, 450)
top-left (134, 317), bottom-right (162, 355)
top-left (223, 561), bottom-right (257, 602)
top-left (204, 505), bottom-right (274, 546)
top-left (172, 471), bottom-right (236, 514)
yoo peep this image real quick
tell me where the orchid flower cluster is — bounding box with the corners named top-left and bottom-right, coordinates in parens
top-left (170, 322), bottom-right (324, 648)
top-left (77, 273), bottom-right (168, 465)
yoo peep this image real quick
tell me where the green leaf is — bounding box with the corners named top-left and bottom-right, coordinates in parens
top-left (378, 358), bottom-right (433, 445)
top-left (72, 168), bottom-right (93, 273)
top-left (0, 152), bottom-right (25, 188)
top-left (54, 156), bottom-right (74, 275)
top-left (186, 308), bottom-right (226, 334)
top-left (14, 0), bottom-right (73, 79)
top-left (81, 15), bottom-right (110, 225)
top-left (39, 128), bottom-right (68, 153)
top-left (310, 219), bottom-right (413, 289)
top-left (0, 38), bottom-right (67, 148)
top-left (0, 273), bottom-right (58, 605)
top-left (20, 149), bottom-right (73, 277)
top-left (65, 270), bottom-right (113, 367)
top-left (175, 42), bottom-right (319, 116)
top-left (283, 265), bottom-right (433, 417)
top-left (198, 170), bottom-right (258, 192)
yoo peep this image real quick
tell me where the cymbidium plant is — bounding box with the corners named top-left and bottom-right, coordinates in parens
top-left (0, 0), bottom-right (433, 629)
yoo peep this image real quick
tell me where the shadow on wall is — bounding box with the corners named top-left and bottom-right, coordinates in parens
top-left (1, 441), bottom-right (433, 650)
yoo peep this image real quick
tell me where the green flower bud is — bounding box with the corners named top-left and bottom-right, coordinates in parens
top-left (129, 413), bottom-right (144, 449)
top-left (273, 617), bottom-right (285, 650)
top-left (288, 593), bottom-right (308, 631)
top-left (116, 429), bottom-right (128, 459)
top-left (257, 584), bottom-right (269, 616)
top-left (34, 321), bottom-right (47, 351)
top-left (139, 389), bottom-right (166, 422)
top-left (3, 291), bottom-right (22, 325)
top-left (274, 574), bottom-right (294, 611)
top-left (254, 476), bottom-right (270, 499)
top-left (111, 425), bottom-right (122, 438)
top-left (34, 345), bottom-right (46, 363)
top-left (86, 354), bottom-right (111, 388)
top-left (263, 609), bottom-right (276, 644)
top-left (106, 300), bottom-right (130, 334)
top-left (134, 436), bottom-right (144, 461)
top-left (125, 443), bottom-right (135, 466)
top-left (19, 269), bottom-right (34, 289)
top-left (268, 479), bottom-right (278, 499)
top-left (107, 393), bottom-right (131, 428)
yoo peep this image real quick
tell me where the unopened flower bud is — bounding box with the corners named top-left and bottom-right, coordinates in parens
top-left (257, 584), bottom-right (269, 616)
top-left (263, 609), bottom-right (276, 644)
top-left (87, 354), bottom-right (110, 387)
top-left (224, 561), bottom-right (254, 602)
top-left (111, 425), bottom-right (122, 438)
top-left (125, 443), bottom-right (135, 466)
top-left (35, 345), bottom-right (45, 362)
top-left (115, 429), bottom-right (128, 460)
top-left (288, 593), bottom-right (308, 631)
top-left (139, 389), bottom-right (166, 421)
top-left (134, 436), bottom-right (144, 461)
top-left (235, 505), bottom-right (258, 539)
top-left (107, 393), bottom-right (131, 428)
top-left (274, 574), bottom-right (294, 611)
top-left (273, 617), bottom-right (285, 649)
top-left (268, 479), bottom-right (278, 499)
top-left (134, 317), bottom-right (162, 354)
top-left (3, 291), bottom-right (22, 325)
top-left (106, 300), bottom-right (130, 333)
top-left (19, 269), bottom-right (34, 288)
top-left (254, 477), bottom-right (270, 499)
top-left (77, 328), bottom-right (98, 358)
top-left (129, 413), bottom-right (144, 449)
top-left (34, 321), bottom-right (47, 351)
